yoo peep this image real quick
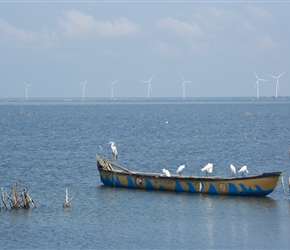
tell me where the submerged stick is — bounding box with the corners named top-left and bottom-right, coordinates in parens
top-left (62, 188), bottom-right (73, 208)
top-left (12, 180), bottom-right (20, 209)
top-left (1, 181), bottom-right (36, 210)
top-left (1, 188), bottom-right (7, 210)
top-left (21, 187), bottom-right (36, 209)
top-left (281, 176), bottom-right (290, 197)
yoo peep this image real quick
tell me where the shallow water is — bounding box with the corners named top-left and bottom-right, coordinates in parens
top-left (0, 100), bottom-right (290, 249)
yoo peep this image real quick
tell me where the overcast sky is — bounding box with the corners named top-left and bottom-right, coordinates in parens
top-left (0, 0), bottom-right (289, 99)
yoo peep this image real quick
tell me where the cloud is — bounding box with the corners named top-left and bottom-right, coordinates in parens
top-left (156, 17), bottom-right (203, 38)
top-left (151, 40), bottom-right (182, 58)
top-left (0, 19), bottom-right (49, 42)
top-left (246, 5), bottom-right (273, 20)
top-left (155, 6), bottom-right (255, 55)
top-left (254, 35), bottom-right (281, 50)
top-left (0, 19), bottom-right (56, 48)
top-left (58, 9), bottom-right (140, 39)
top-left (0, 19), bottom-right (36, 42)
top-left (194, 6), bottom-right (254, 33)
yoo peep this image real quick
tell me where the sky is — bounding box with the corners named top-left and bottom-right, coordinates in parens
top-left (0, 0), bottom-right (290, 99)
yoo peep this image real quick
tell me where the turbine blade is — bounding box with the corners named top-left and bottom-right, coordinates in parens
top-left (267, 74), bottom-right (276, 79)
top-left (278, 71), bottom-right (286, 78)
top-left (149, 74), bottom-right (155, 82)
top-left (253, 80), bottom-right (258, 88)
top-left (149, 83), bottom-right (152, 90)
top-left (253, 70), bottom-right (258, 79)
top-left (180, 73), bottom-right (185, 81)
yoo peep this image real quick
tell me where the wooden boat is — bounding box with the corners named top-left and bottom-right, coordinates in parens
top-left (96, 155), bottom-right (281, 196)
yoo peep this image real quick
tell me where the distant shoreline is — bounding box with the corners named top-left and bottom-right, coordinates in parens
top-left (0, 96), bottom-right (289, 103)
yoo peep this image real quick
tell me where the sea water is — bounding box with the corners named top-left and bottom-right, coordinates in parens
top-left (0, 99), bottom-right (289, 249)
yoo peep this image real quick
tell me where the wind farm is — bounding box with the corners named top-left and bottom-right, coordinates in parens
top-left (6, 70), bottom-right (290, 102)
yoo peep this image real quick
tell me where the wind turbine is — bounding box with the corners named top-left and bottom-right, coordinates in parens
top-left (267, 71), bottom-right (286, 99)
top-left (140, 75), bottom-right (155, 98)
top-left (180, 74), bottom-right (193, 99)
top-left (23, 81), bottom-right (33, 101)
top-left (253, 70), bottom-right (267, 99)
top-left (109, 79), bottom-right (119, 99)
top-left (79, 79), bottom-right (88, 100)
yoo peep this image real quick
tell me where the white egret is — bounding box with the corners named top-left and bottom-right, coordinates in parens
top-left (201, 163), bottom-right (213, 177)
top-left (230, 164), bottom-right (236, 176)
top-left (162, 168), bottom-right (171, 177)
top-left (176, 164), bottom-right (185, 175)
top-left (238, 165), bottom-right (249, 176)
top-left (108, 141), bottom-right (118, 161)
top-left (165, 170), bottom-right (170, 177)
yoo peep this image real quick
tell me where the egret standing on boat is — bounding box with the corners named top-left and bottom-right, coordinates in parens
top-left (201, 163), bottom-right (213, 177)
top-left (238, 165), bottom-right (249, 176)
top-left (230, 164), bottom-right (236, 176)
top-left (176, 164), bottom-right (185, 176)
top-left (108, 141), bottom-right (118, 161)
top-left (162, 168), bottom-right (171, 177)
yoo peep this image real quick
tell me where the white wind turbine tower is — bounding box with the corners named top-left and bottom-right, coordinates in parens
top-left (79, 79), bottom-right (88, 100)
top-left (267, 71), bottom-right (286, 99)
top-left (23, 81), bottom-right (33, 101)
top-left (180, 74), bottom-right (193, 99)
top-left (253, 70), bottom-right (267, 99)
top-left (109, 79), bottom-right (119, 99)
top-left (140, 75), bottom-right (155, 98)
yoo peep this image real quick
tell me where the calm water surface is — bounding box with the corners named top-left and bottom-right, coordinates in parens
top-left (0, 100), bottom-right (290, 249)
